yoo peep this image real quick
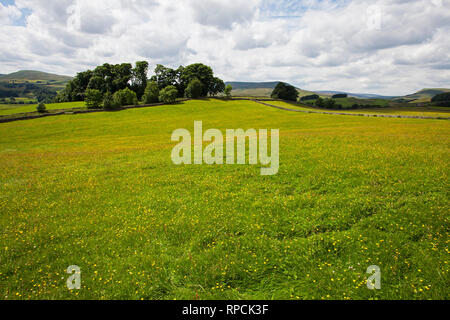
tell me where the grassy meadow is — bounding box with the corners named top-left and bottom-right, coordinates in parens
top-left (0, 99), bottom-right (448, 300)
top-left (268, 100), bottom-right (450, 118)
top-left (0, 102), bottom-right (86, 116)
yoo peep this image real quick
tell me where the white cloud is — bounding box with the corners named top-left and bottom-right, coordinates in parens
top-left (190, 0), bottom-right (260, 30)
top-left (0, 2), bottom-right (22, 24)
top-left (0, 0), bottom-right (449, 95)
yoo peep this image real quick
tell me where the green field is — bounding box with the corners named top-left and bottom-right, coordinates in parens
top-left (0, 102), bottom-right (86, 116)
top-left (0, 70), bottom-right (72, 83)
top-left (0, 99), bottom-right (448, 300)
top-left (269, 101), bottom-right (450, 118)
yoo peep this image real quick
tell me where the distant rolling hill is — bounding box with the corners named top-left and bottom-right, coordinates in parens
top-left (316, 91), bottom-right (397, 100)
top-left (0, 70), bottom-right (72, 83)
top-left (226, 82), bottom-right (450, 102)
top-left (225, 81), bottom-right (319, 97)
top-left (0, 70), bottom-right (73, 102)
top-left (393, 88), bottom-right (450, 103)
top-left (226, 81), bottom-right (282, 90)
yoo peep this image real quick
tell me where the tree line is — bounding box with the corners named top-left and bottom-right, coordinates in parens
top-left (431, 92), bottom-right (450, 107)
top-left (56, 61), bottom-right (230, 109)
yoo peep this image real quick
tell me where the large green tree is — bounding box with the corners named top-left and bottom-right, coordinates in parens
top-left (209, 77), bottom-right (225, 96)
top-left (69, 70), bottom-right (93, 101)
top-left (180, 63), bottom-right (214, 97)
top-left (151, 64), bottom-right (177, 90)
top-left (111, 63), bottom-right (133, 92)
top-left (271, 82), bottom-right (299, 101)
top-left (62, 63), bottom-right (135, 102)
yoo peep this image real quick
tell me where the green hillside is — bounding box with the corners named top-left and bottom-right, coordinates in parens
top-left (226, 81), bottom-right (282, 90)
top-left (393, 88), bottom-right (450, 103)
top-left (0, 70), bottom-right (73, 103)
top-left (0, 70), bottom-right (72, 83)
top-left (227, 81), bottom-right (287, 97)
top-left (226, 81), bottom-right (320, 98)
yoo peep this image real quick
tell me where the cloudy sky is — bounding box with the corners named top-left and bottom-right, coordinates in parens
top-left (0, 0), bottom-right (449, 95)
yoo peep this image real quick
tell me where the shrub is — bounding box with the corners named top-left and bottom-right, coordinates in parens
top-left (159, 85), bottom-right (178, 104)
top-left (431, 93), bottom-right (450, 107)
top-left (271, 82), bottom-right (299, 101)
top-left (37, 102), bottom-right (47, 113)
top-left (85, 89), bottom-right (103, 109)
top-left (185, 78), bottom-right (203, 99)
top-left (113, 88), bottom-right (138, 107)
top-left (332, 93), bottom-right (348, 99)
top-left (224, 84), bottom-right (232, 98)
top-left (103, 91), bottom-right (118, 110)
top-left (209, 77), bottom-right (225, 96)
top-left (142, 81), bottom-right (160, 104)
top-left (315, 97), bottom-right (324, 108)
top-left (323, 99), bottom-right (336, 109)
top-left (431, 92), bottom-right (450, 103)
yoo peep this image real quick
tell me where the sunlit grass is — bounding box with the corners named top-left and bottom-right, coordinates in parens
top-left (267, 100), bottom-right (450, 118)
top-left (0, 99), bottom-right (448, 300)
top-left (0, 101), bottom-right (86, 116)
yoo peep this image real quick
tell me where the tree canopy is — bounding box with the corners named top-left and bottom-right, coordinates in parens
top-left (57, 61), bottom-right (224, 103)
top-left (131, 61), bottom-right (149, 100)
top-left (332, 93), bottom-right (348, 99)
top-left (85, 89), bottom-right (103, 109)
top-left (431, 92), bottom-right (450, 107)
top-left (224, 84), bottom-right (233, 98)
top-left (113, 88), bottom-right (138, 107)
top-left (60, 62), bottom-right (145, 102)
top-left (271, 82), bottom-right (299, 101)
top-left (180, 63), bottom-right (214, 97)
top-left (185, 78), bottom-right (203, 99)
top-left (431, 92), bottom-right (450, 102)
top-left (159, 86), bottom-right (178, 103)
top-left (142, 81), bottom-right (160, 104)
